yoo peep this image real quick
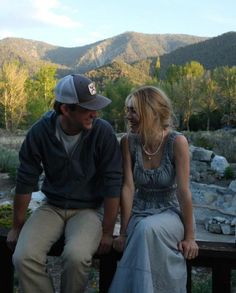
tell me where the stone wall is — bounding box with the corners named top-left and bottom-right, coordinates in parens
top-left (185, 129), bottom-right (236, 163)
top-left (189, 145), bottom-right (236, 235)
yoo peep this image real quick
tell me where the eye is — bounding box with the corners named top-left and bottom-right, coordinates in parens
top-left (126, 107), bottom-right (137, 114)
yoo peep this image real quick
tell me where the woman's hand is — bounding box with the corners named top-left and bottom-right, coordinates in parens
top-left (113, 235), bottom-right (127, 252)
top-left (178, 239), bottom-right (199, 259)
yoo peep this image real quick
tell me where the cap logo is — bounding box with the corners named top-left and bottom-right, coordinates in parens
top-left (88, 82), bottom-right (97, 95)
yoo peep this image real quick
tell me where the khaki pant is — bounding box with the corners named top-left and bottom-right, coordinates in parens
top-left (13, 203), bottom-right (102, 293)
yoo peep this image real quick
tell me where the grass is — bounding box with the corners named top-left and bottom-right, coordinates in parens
top-left (0, 204), bottom-right (31, 228)
top-left (192, 268), bottom-right (212, 293)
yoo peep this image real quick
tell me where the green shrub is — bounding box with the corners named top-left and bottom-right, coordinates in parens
top-left (0, 204), bottom-right (31, 228)
top-left (194, 136), bottom-right (214, 150)
top-left (224, 165), bottom-right (235, 179)
top-left (0, 146), bottom-right (19, 180)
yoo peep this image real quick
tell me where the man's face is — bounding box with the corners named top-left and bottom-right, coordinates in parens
top-left (62, 104), bottom-right (98, 134)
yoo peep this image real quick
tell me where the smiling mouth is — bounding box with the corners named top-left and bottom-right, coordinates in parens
top-left (128, 121), bottom-right (138, 129)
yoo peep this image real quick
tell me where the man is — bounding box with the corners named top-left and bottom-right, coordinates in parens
top-left (7, 74), bottom-right (122, 293)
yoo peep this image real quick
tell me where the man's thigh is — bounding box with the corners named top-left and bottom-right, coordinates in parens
top-left (64, 209), bottom-right (102, 255)
top-left (15, 203), bottom-right (65, 257)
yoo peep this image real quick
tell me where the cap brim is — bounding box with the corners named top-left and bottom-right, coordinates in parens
top-left (78, 95), bottom-right (111, 110)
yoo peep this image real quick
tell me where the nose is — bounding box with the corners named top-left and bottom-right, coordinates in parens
top-left (126, 110), bottom-right (132, 120)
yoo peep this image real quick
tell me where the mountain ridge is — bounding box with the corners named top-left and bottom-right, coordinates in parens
top-left (0, 31), bottom-right (208, 74)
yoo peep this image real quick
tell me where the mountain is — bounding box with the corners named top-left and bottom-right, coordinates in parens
top-left (0, 32), bottom-right (207, 75)
top-left (159, 31), bottom-right (236, 77)
top-left (87, 31), bottom-right (236, 84)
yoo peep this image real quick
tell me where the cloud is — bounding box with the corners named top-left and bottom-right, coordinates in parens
top-left (31, 0), bottom-right (82, 28)
top-left (0, 0), bottom-right (81, 30)
top-left (0, 30), bottom-right (14, 40)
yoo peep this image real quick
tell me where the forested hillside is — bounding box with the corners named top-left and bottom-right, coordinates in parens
top-left (159, 32), bottom-right (236, 78)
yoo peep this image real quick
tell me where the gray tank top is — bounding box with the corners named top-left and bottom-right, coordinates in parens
top-left (128, 131), bottom-right (182, 214)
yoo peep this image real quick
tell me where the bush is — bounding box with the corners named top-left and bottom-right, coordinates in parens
top-left (224, 165), bottom-right (235, 179)
top-left (0, 204), bottom-right (31, 228)
top-left (0, 146), bottom-right (19, 180)
top-left (194, 136), bottom-right (214, 150)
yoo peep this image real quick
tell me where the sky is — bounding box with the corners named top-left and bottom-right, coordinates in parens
top-left (0, 0), bottom-right (235, 48)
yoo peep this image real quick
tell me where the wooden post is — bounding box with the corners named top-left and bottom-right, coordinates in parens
top-left (0, 229), bottom-right (14, 293)
top-left (212, 262), bottom-right (231, 293)
top-left (99, 249), bottom-right (122, 293)
top-left (186, 262), bottom-right (192, 293)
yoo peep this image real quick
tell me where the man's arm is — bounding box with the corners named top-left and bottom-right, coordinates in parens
top-left (97, 197), bottom-right (120, 254)
top-left (7, 194), bottom-right (31, 251)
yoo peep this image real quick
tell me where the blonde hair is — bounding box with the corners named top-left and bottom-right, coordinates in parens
top-left (126, 85), bottom-right (173, 145)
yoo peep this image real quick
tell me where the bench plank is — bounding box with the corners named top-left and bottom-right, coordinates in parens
top-left (0, 227), bottom-right (236, 293)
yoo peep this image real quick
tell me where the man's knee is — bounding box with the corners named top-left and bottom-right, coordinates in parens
top-left (13, 246), bottom-right (30, 270)
top-left (13, 244), bottom-right (44, 271)
top-left (62, 246), bottom-right (93, 270)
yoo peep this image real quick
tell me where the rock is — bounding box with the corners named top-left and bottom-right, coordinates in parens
top-left (232, 218), bottom-right (236, 226)
top-left (220, 223), bottom-right (235, 235)
top-left (211, 155), bottom-right (229, 176)
top-left (192, 147), bottom-right (214, 162)
top-left (228, 180), bottom-right (236, 192)
top-left (203, 192), bottom-right (217, 204)
top-left (208, 223), bottom-right (222, 234)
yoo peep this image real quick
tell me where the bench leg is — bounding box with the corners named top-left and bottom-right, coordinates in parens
top-left (212, 264), bottom-right (231, 293)
top-left (186, 262), bottom-right (192, 293)
top-left (99, 250), bottom-right (121, 293)
top-left (0, 236), bottom-right (14, 293)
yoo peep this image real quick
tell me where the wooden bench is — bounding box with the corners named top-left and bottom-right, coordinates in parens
top-left (0, 227), bottom-right (236, 293)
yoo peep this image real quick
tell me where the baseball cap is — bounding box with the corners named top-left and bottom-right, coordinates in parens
top-left (55, 74), bottom-right (111, 110)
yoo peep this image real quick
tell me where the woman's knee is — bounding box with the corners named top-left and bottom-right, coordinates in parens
top-left (136, 217), bottom-right (167, 240)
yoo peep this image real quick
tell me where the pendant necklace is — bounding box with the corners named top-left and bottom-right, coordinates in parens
top-left (142, 130), bottom-right (164, 160)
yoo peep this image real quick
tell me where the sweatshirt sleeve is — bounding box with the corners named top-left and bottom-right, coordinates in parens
top-left (97, 125), bottom-right (123, 198)
top-left (15, 127), bottom-right (43, 194)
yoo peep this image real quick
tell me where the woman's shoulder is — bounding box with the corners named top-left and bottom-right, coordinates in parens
top-left (166, 130), bottom-right (188, 160)
top-left (168, 130), bottom-right (187, 144)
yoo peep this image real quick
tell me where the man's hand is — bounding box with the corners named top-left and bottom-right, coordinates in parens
top-left (7, 228), bottom-right (21, 251)
top-left (97, 233), bottom-right (113, 255)
top-left (113, 235), bottom-right (127, 252)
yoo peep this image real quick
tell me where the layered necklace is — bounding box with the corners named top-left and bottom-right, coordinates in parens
top-left (142, 130), bottom-right (164, 160)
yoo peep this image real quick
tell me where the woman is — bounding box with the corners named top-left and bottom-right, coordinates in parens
top-left (109, 86), bottom-right (198, 293)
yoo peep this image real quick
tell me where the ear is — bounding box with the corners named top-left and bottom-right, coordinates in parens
top-left (60, 104), bottom-right (70, 117)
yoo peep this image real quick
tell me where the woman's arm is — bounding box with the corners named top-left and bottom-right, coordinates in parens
top-left (174, 135), bottom-right (198, 259)
top-left (113, 134), bottom-right (135, 251)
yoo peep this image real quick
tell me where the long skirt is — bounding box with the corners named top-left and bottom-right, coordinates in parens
top-left (109, 209), bottom-right (187, 293)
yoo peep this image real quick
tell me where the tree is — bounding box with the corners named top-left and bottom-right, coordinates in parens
top-left (154, 56), bottom-right (161, 80)
top-left (26, 65), bottom-right (57, 125)
top-left (213, 66), bottom-right (236, 127)
top-left (163, 61), bottom-right (205, 130)
top-left (198, 71), bottom-right (218, 130)
top-left (102, 77), bottom-right (134, 132)
top-left (0, 61), bottom-right (29, 131)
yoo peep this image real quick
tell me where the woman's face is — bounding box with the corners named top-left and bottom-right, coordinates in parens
top-left (126, 98), bottom-right (140, 133)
